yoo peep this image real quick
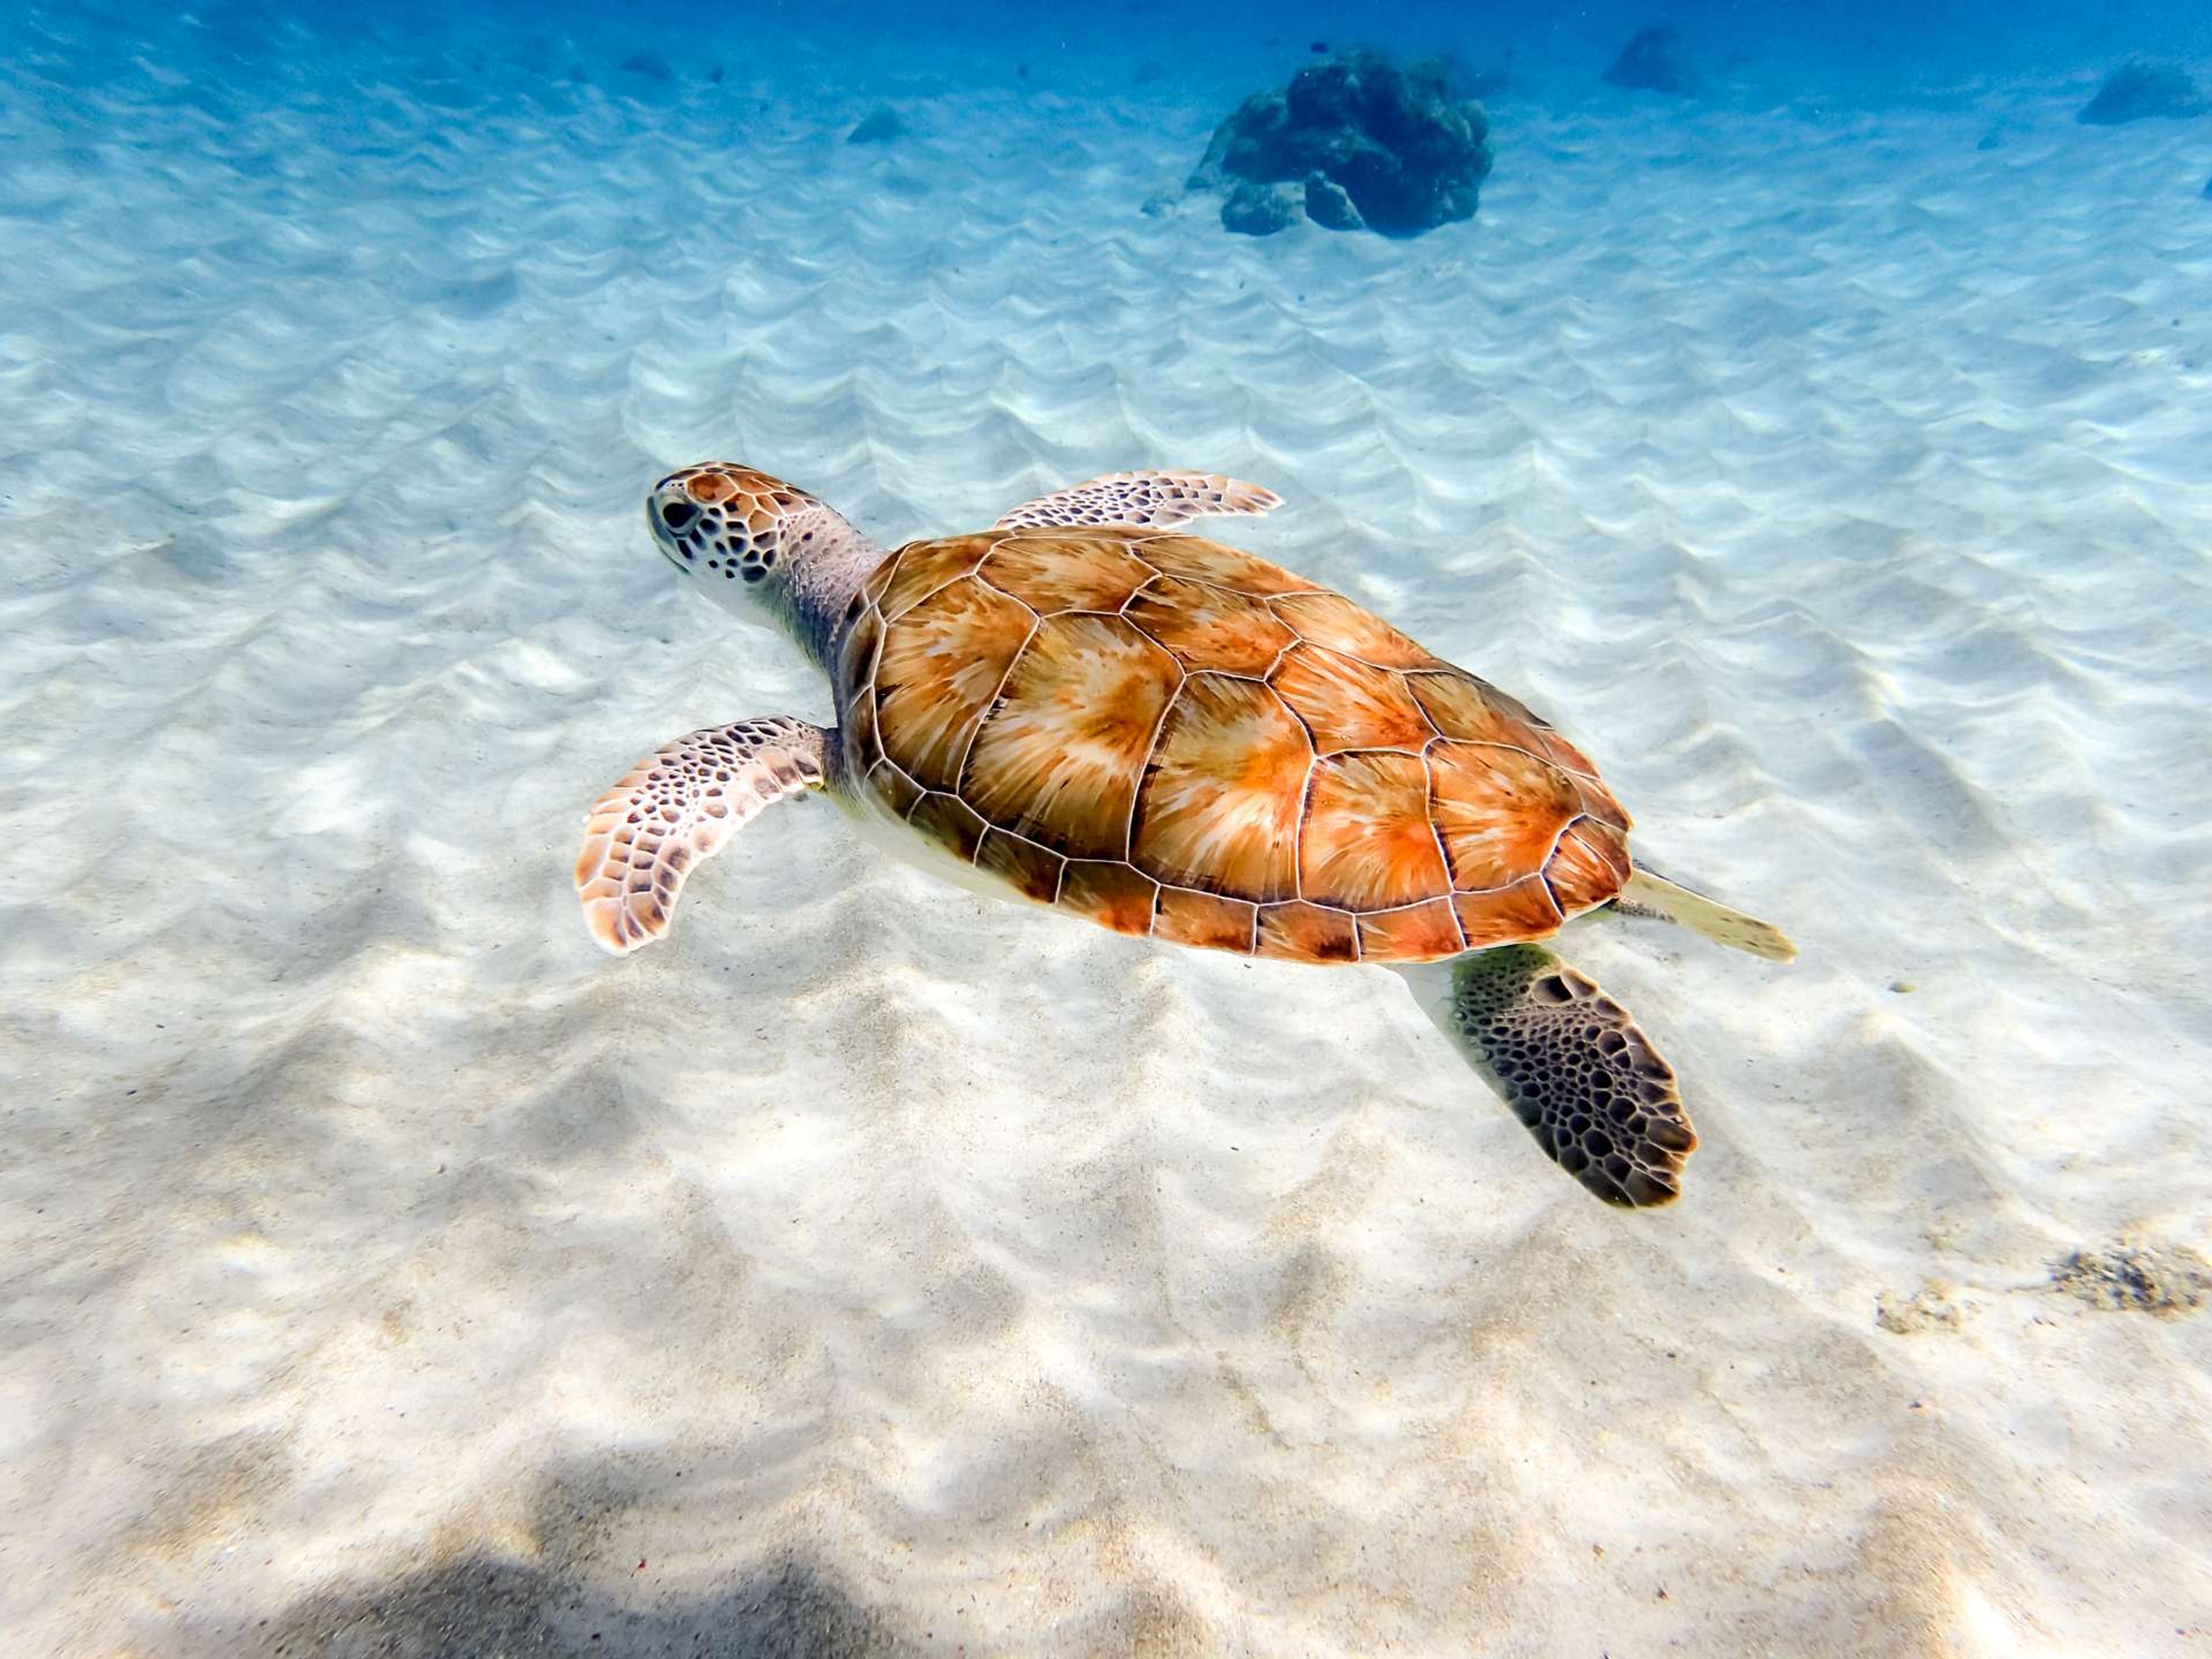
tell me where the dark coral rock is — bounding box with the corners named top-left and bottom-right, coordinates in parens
top-left (1190, 50), bottom-right (1491, 238)
top-left (848, 107), bottom-right (906, 145)
top-left (1222, 180), bottom-right (1302, 236)
top-left (2077, 60), bottom-right (2208, 125)
top-left (1187, 91), bottom-right (1274, 192)
top-left (1602, 26), bottom-right (1690, 94)
top-left (1303, 172), bottom-right (1364, 230)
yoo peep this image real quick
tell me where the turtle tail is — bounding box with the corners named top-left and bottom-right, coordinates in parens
top-left (1615, 868), bottom-right (1796, 963)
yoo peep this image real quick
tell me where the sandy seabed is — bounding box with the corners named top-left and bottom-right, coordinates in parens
top-left (3, 8), bottom-right (2210, 1656)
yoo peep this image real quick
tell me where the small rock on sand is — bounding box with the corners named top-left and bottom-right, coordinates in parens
top-left (1222, 181), bottom-right (1301, 236)
top-left (848, 107), bottom-right (906, 145)
top-left (1603, 26), bottom-right (1692, 95)
top-left (2052, 1244), bottom-right (2211, 1316)
top-left (2077, 60), bottom-right (2209, 125)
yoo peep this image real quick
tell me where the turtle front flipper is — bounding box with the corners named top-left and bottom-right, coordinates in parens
top-left (1396, 948), bottom-right (1697, 1207)
top-left (575, 717), bottom-right (829, 955)
top-left (994, 469), bottom-right (1282, 531)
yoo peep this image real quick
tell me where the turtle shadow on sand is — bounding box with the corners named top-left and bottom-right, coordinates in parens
top-left (195, 1446), bottom-right (917, 1657)
top-left (218, 1435), bottom-right (1224, 1656)
top-left (1181, 49), bottom-right (1493, 237)
top-left (247, 1556), bottom-right (905, 1658)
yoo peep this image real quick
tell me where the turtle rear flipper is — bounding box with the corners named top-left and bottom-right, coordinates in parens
top-left (575, 717), bottom-right (829, 955)
top-left (994, 469), bottom-right (1282, 531)
top-left (1619, 868), bottom-right (1796, 963)
top-left (1396, 947), bottom-right (1697, 1208)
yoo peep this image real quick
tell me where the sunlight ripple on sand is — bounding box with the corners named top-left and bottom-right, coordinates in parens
top-left (2, 12), bottom-right (2210, 1657)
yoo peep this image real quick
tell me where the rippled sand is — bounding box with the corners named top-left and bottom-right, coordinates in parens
top-left (4, 8), bottom-right (2210, 1655)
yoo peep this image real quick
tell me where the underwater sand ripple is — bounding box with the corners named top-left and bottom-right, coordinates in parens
top-left (2, 15), bottom-right (2210, 1657)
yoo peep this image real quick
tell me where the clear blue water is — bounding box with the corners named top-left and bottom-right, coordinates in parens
top-left (5, 2), bottom-right (2210, 1654)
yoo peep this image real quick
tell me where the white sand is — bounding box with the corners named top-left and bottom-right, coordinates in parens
top-left (5, 9), bottom-right (2211, 1655)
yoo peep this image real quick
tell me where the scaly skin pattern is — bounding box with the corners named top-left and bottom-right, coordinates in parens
top-left (575, 718), bottom-right (828, 955)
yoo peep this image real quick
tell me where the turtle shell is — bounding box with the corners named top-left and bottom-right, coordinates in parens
top-left (834, 526), bottom-right (1630, 964)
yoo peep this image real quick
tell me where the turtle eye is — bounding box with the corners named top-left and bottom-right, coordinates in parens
top-left (660, 500), bottom-right (698, 532)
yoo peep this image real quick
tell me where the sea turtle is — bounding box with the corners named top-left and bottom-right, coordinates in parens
top-left (576, 466), bottom-right (1794, 1206)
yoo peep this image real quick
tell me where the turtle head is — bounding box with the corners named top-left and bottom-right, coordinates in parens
top-left (646, 463), bottom-right (885, 668)
top-left (647, 464), bottom-right (813, 601)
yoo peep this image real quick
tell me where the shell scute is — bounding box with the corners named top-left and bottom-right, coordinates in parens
top-left (1122, 577), bottom-right (1294, 675)
top-left (1270, 644), bottom-right (1433, 756)
top-left (1453, 877), bottom-right (1565, 948)
top-left (1570, 774), bottom-right (1630, 832)
top-left (1271, 590), bottom-right (1434, 669)
top-left (843, 672), bottom-right (882, 774)
top-left (959, 612), bottom-right (1177, 860)
top-left (1133, 673), bottom-right (1309, 903)
top-left (1062, 859), bottom-right (1160, 935)
top-left (1411, 669), bottom-right (1627, 832)
top-left (882, 534), bottom-right (994, 619)
top-left (910, 791), bottom-right (988, 862)
top-left (1357, 898), bottom-right (1465, 961)
top-left (839, 606), bottom-right (883, 692)
top-left (1540, 730), bottom-right (1604, 783)
top-left (983, 533), bottom-right (1154, 615)
top-left (976, 828), bottom-right (1066, 903)
top-left (1427, 739), bottom-right (1584, 892)
top-left (1545, 817), bottom-right (1632, 915)
top-left (1156, 887), bottom-right (1258, 953)
top-left (874, 576), bottom-right (1035, 790)
top-left (1257, 900), bottom-right (1359, 962)
top-left (1300, 750), bottom-right (1452, 911)
top-left (1407, 669), bottom-right (1538, 750)
top-left (870, 758), bottom-right (925, 819)
top-left (1133, 535), bottom-right (1321, 597)
top-left (861, 553), bottom-right (897, 607)
top-left (1436, 671), bottom-right (1608, 786)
